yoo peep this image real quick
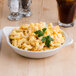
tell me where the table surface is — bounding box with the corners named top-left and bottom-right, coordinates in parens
top-left (0, 0), bottom-right (76, 76)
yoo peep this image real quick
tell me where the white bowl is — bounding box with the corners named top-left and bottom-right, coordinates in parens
top-left (3, 27), bottom-right (73, 58)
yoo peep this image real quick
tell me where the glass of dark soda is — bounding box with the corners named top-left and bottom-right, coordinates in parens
top-left (56, 0), bottom-right (76, 27)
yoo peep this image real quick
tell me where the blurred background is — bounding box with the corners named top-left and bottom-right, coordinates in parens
top-left (0, 0), bottom-right (58, 27)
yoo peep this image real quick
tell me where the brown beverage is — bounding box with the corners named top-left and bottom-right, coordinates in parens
top-left (56, 0), bottom-right (76, 26)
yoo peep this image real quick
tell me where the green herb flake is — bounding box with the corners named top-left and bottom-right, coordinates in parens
top-left (42, 37), bottom-right (46, 42)
top-left (38, 31), bottom-right (44, 37)
top-left (42, 28), bottom-right (47, 33)
top-left (42, 36), bottom-right (53, 47)
top-left (34, 28), bottom-right (47, 37)
top-left (34, 30), bottom-right (44, 37)
top-left (45, 40), bottom-right (50, 47)
top-left (46, 36), bottom-right (53, 41)
top-left (34, 30), bottom-right (40, 34)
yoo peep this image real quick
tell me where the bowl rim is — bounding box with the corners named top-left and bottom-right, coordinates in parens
top-left (3, 26), bottom-right (73, 53)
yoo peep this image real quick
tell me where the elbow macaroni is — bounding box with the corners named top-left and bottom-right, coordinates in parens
top-left (9, 22), bottom-right (65, 51)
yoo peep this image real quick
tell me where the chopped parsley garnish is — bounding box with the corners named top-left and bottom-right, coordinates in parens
top-left (42, 36), bottom-right (53, 47)
top-left (41, 37), bottom-right (46, 42)
top-left (45, 39), bottom-right (50, 47)
top-left (34, 30), bottom-right (44, 37)
top-left (34, 28), bottom-right (53, 47)
top-left (34, 28), bottom-right (47, 37)
top-left (46, 36), bottom-right (53, 41)
top-left (42, 28), bottom-right (47, 33)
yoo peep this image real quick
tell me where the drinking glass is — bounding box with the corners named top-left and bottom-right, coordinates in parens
top-left (20, 0), bottom-right (32, 17)
top-left (56, 0), bottom-right (76, 27)
top-left (8, 0), bottom-right (22, 20)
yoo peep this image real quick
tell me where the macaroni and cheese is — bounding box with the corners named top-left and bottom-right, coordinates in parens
top-left (9, 22), bottom-right (65, 51)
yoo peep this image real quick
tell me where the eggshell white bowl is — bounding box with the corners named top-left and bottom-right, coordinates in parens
top-left (3, 27), bottom-right (73, 58)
